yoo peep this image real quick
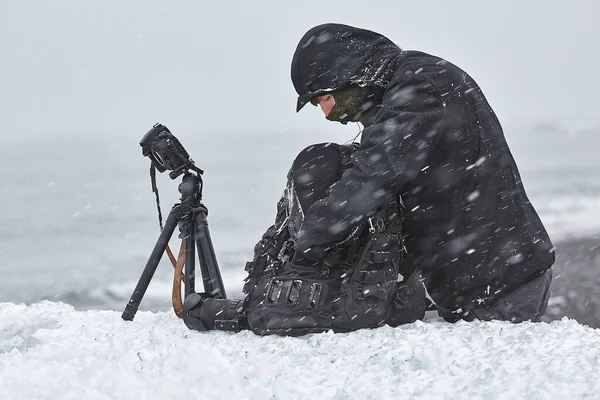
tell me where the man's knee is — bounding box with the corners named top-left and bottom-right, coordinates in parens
top-left (292, 142), bottom-right (354, 213)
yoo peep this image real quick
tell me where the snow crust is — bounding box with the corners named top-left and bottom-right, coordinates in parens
top-left (2, 301), bottom-right (599, 400)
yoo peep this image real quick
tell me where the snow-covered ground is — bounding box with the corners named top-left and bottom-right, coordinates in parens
top-left (1, 301), bottom-right (599, 400)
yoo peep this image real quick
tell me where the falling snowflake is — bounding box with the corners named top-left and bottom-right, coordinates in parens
top-left (467, 190), bottom-right (480, 202)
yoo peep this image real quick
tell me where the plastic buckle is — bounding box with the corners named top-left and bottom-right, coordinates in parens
top-left (393, 287), bottom-right (412, 308)
top-left (308, 283), bottom-right (323, 309)
top-left (285, 280), bottom-right (303, 306)
top-left (266, 279), bottom-right (284, 305)
top-left (278, 238), bottom-right (296, 261)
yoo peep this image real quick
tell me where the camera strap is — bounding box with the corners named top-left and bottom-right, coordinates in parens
top-left (150, 165), bottom-right (165, 229)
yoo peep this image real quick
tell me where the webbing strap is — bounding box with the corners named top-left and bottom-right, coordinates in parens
top-left (394, 269), bottom-right (426, 308)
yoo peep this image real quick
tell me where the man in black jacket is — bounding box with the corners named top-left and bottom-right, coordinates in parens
top-left (183, 23), bottom-right (555, 333)
top-left (288, 23), bottom-right (555, 322)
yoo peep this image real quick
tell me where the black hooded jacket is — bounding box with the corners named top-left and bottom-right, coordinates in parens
top-left (290, 23), bottom-right (555, 314)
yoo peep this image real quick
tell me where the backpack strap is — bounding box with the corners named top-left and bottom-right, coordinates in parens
top-left (393, 269), bottom-right (426, 308)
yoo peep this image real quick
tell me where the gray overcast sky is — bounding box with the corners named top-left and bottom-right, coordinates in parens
top-left (1, 1), bottom-right (598, 139)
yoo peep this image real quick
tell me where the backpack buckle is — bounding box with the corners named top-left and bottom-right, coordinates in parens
top-left (308, 283), bottom-right (323, 309)
top-left (266, 279), bottom-right (284, 305)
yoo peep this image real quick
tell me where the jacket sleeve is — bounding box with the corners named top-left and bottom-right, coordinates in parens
top-left (294, 75), bottom-right (446, 262)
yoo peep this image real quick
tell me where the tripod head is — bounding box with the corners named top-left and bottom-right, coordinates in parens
top-left (140, 123), bottom-right (204, 180)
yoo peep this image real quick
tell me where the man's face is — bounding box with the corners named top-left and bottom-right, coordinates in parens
top-left (311, 94), bottom-right (336, 118)
top-left (309, 86), bottom-right (379, 124)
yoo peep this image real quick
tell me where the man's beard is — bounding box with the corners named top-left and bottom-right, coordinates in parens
top-left (325, 85), bottom-right (383, 124)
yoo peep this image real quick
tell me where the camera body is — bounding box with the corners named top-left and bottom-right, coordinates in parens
top-left (140, 123), bottom-right (202, 179)
top-left (140, 123), bottom-right (190, 172)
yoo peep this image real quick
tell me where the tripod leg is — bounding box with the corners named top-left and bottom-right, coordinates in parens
top-left (194, 211), bottom-right (227, 298)
top-left (122, 212), bottom-right (178, 321)
top-left (185, 232), bottom-right (196, 298)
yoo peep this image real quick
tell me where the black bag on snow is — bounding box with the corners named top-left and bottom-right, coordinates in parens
top-left (241, 143), bottom-right (426, 336)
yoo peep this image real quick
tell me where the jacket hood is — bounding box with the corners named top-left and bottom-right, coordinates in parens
top-left (291, 23), bottom-right (402, 112)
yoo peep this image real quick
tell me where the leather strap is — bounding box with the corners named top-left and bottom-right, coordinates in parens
top-left (171, 241), bottom-right (186, 317)
top-left (150, 163), bottom-right (187, 318)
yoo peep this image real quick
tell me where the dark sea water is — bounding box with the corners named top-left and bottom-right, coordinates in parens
top-left (1, 123), bottom-right (599, 326)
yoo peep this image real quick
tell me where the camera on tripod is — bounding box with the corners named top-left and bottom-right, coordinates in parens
top-left (140, 123), bottom-right (203, 179)
top-left (122, 123), bottom-right (226, 322)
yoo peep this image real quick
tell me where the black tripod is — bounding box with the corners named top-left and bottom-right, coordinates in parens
top-left (121, 171), bottom-right (226, 321)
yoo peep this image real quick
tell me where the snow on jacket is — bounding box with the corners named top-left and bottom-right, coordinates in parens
top-left (290, 23), bottom-right (555, 313)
